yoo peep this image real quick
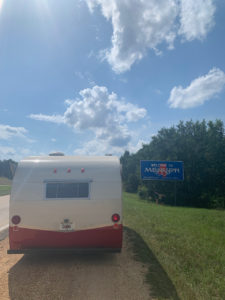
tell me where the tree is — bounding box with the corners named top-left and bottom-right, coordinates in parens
top-left (0, 159), bottom-right (17, 179)
top-left (121, 120), bottom-right (225, 208)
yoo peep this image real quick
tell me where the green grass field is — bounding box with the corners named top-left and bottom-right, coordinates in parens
top-left (0, 185), bottom-right (11, 196)
top-left (123, 192), bottom-right (225, 300)
top-left (0, 177), bottom-right (11, 196)
top-left (0, 177), bottom-right (11, 185)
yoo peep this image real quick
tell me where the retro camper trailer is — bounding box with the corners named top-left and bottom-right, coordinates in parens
top-left (8, 154), bottom-right (122, 253)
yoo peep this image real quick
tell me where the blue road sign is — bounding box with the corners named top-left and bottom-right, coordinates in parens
top-left (140, 160), bottom-right (184, 181)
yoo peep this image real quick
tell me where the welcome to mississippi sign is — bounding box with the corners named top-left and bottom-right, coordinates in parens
top-left (140, 160), bottom-right (184, 181)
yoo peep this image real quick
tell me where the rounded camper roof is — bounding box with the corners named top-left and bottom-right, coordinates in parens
top-left (19, 156), bottom-right (120, 167)
top-left (21, 155), bottom-right (119, 162)
top-left (16, 155), bottom-right (120, 182)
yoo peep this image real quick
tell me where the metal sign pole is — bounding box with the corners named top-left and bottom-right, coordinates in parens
top-left (174, 181), bottom-right (177, 206)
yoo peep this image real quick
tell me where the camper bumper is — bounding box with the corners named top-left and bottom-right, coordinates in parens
top-left (8, 224), bottom-right (123, 253)
top-left (7, 247), bottom-right (121, 254)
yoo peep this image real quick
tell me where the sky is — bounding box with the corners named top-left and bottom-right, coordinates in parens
top-left (0, 0), bottom-right (225, 161)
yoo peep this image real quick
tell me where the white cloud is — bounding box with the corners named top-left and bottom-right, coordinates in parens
top-left (86, 0), bottom-right (216, 73)
top-left (128, 139), bottom-right (148, 154)
top-left (74, 138), bottom-right (147, 156)
top-left (0, 146), bottom-right (15, 157)
top-left (168, 68), bottom-right (225, 109)
top-left (0, 146), bottom-right (37, 161)
top-left (29, 114), bottom-right (64, 123)
top-left (29, 85), bottom-right (147, 149)
top-left (178, 0), bottom-right (215, 41)
top-left (74, 139), bottom-right (117, 156)
top-left (0, 124), bottom-right (28, 140)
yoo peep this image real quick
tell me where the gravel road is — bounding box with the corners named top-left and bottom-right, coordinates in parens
top-left (0, 230), bottom-right (151, 300)
top-left (0, 195), bottom-right (9, 229)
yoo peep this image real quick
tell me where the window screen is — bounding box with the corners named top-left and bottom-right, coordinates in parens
top-left (46, 182), bottom-right (89, 198)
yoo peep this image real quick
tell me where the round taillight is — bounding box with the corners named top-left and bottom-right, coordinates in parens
top-left (11, 215), bottom-right (21, 225)
top-left (112, 213), bottom-right (120, 223)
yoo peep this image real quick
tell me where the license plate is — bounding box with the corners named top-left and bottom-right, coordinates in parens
top-left (60, 222), bottom-right (74, 232)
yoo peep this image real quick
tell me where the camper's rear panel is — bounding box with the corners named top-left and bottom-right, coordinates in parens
top-left (8, 156), bottom-right (122, 253)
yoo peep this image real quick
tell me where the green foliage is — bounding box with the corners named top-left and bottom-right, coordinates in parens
top-left (124, 174), bottom-right (139, 193)
top-left (0, 159), bottom-right (17, 180)
top-left (138, 185), bottom-right (148, 200)
top-left (120, 151), bottom-right (140, 193)
top-left (209, 196), bottom-right (225, 209)
top-left (121, 119), bottom-right (225, 208)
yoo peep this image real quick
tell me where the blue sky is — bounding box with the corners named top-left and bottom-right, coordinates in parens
top-left (0, 0), bottom-right (225, 160)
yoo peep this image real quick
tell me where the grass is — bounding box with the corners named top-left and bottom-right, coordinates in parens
top-left (0, 177), bottom-right (12, 185)
top-left (0, 177), bottom-right (11, 196)
top-left (0, 185), bottom-right (11, 196)
top-left (123, 192), bottom-right (225, 300)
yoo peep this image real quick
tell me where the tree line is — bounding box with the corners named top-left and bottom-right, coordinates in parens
top-left (0, 159), bottom-right (17, 180)
top-left (120, 119), bottom-right (225, 209)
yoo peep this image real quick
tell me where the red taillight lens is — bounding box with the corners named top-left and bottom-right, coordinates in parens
top-left (11, 215), bottom-right (21, 225)
top-left (112, 213), bottom-right (120, 223)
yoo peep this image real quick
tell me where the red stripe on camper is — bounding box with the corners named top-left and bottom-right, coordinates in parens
top-left (9, 225), bottom-right (123, 250)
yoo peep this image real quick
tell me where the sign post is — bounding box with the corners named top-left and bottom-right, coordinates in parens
top-left (140, 160), bottom-right (184, 205)
top-left (174, 181), bottom-right (177, 206)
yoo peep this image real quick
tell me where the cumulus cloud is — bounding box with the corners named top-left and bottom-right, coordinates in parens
top-left (86, 0), bottom-right (216, 73)
top-left (29, 85), bottom-right (147, 149)
top-left (74, 138), bottom-right (147, 156)
top-left (74, 139), bottom-right (119, 156)
top-left (168, 68), bottom-right (225, 109)
top-left (178, 0), bottom-right (215, 41)
top-left (0, 124), bottom-right (28, 140)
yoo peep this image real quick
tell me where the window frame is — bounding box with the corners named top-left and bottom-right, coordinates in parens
top-left (44, 179), bottom-right (92, 200)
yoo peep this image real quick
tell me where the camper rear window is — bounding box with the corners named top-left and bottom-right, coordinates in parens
top-left (46, 182), bottom-right (89, 198)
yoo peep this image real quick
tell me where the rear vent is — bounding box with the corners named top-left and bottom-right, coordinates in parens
top-left (49, 152), bottom-right (64, 156)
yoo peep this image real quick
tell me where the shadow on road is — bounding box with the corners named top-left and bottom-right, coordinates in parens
top-left (8, 252), bottom-right (118, 300)
top-left (8, 228), bottom-right (179, 300)
top-left (125, 226), bottom-right (180, 300)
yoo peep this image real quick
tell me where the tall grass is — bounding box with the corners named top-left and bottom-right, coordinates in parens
top-left (123, 192), bottom-right (225, 300)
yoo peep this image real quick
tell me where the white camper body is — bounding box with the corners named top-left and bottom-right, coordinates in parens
top-left (8, 155), bottom-right (122, 253)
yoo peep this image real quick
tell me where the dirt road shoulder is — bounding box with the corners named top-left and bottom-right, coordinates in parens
top-left (0, 230), bottom-right (151, 300)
